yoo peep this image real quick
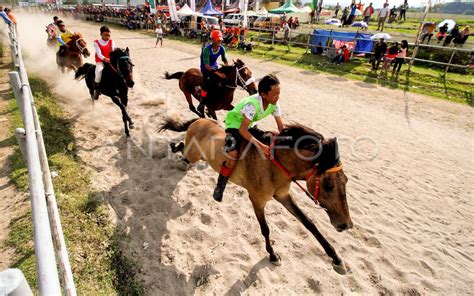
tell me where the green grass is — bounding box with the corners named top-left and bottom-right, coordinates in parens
top-left (2, 63), bottom-right (145, 294)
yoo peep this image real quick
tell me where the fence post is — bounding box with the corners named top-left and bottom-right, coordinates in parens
top-left (272, 27), bottom-right (275, 48)
top-left (305, 32), bottom-right (311, 54)
top-left (0, 269), bottom-right (33, 296)
top-left (15, 128), bottom-right (27, 165)
top-left (444, 48), bottom-right (456, 75)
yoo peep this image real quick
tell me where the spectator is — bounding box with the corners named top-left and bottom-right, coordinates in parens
top-left (437, 23), bottom-right (449, 44)
top-left (4, 8), bottom-right (16, 26)
top-left (383, 42), bottom-right (398, 72)
top-left (372, 38), bottom-right (387, 70)
top-left (332, 45), bottom-right (350, 65)
top-left (421, 22), bottom-right (436, 44)
top-left (341, 7), bottom-right (349, 26)
top-left (377, 3), bottom-right (390, 31)
top-left (0, 5), bottom-right (12, 27)
top-left (443, 25), bottom-right (459, 47)
top-left (283, 21), bottom-right (290, 44)
top-left (399, 0), bottom-right (408, 21)
top-left (357, 1), bottom-right (365, 11)
top-left (334, 2), bottom-right (341, 17)
top-left (392, 40), bottom-right (408, 75)
top-left (155, 24), bottom-right (163, 47)
top-left (388, 5), bottom-right (397, 23)
top-left (349, 4), bottom-right (357, 25)
top-left (294, 17), bottom-right (300, 29)
top-left (453, 26), bottom-right (470, 47)
top-left (363, 3), bottom-right (374, 25)
top-left (288, 16), bottom-right (293, 29)
top-left (315, 42), bottom-right (324, 55)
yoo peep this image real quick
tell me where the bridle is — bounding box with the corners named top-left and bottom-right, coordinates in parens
top-left (108, 55), bottom-right (133, 84)
top-left (71, 37), bottom-right (88, 56)
top-left (224, 65), bottom-right (255, 93)
top-left (269, 139), bottom-right (343, 207)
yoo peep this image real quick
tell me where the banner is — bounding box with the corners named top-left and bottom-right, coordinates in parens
top-left (190, 0), bottom-right (196, 12)
top-left (242, 0), bottom-right (248, 27)
top-left (167, 0), bottom-right (179, 21)
top-left (149, 0), bottom-right (156, 14)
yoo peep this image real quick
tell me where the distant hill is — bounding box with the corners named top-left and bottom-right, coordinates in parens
top-left (432, 2), bottom-right (474, 15)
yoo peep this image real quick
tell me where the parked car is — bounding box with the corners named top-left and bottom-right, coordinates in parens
top-left (181, 14), bottom-right (219, 31)
top-left (253, 16), bottom-right (280, 29)
top-left (223, 13), bottom-right (243, 26)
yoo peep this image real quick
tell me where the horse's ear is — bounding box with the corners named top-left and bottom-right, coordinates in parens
top-left (125, 47), bottom-right (130, 55)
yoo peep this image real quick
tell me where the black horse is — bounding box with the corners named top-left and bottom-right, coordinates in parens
top-left (75, 48), bottom-right (135, 137)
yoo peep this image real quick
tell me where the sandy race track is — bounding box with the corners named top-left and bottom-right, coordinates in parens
top-left (10, 13), bottom-right (474, 295)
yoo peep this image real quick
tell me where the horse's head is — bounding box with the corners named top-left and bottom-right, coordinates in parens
top-left (71, 33), bottom-right (91, 58)
top-left (277, 125), bottom-right (352, 232)
top-left (233, 59), bottom-right (257, 95)
top-left (46, 25), bottom-right (56, 39)
top-left (110, 47), bottom-right (135, 88)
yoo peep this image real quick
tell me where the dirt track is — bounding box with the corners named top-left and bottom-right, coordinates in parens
top-left (13, 13), bottom-right (474, 295)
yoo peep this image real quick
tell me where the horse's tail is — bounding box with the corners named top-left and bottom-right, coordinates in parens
top-left (75, 63), bottom-right (94, 80)
top-left (159, 118), bottom-right (199, 133)
top-left (164, 71), bottom-right (184, 80)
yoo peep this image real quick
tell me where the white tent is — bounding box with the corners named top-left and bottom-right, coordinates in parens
top-left (177, 3), bottom-right (199, 16)
top-left (301, 6), bottom-right (312, 13)
top-left (257, 7), bottom-right (268, 15)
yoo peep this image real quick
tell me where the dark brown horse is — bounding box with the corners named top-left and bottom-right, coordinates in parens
top-left (56, 33), bottom-right (91, 73)
top-left (164, 59), bottom-right (257, 119)
top-left (161, 118), bottom-right (352, 273)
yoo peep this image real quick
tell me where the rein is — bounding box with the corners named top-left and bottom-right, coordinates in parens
top-left (108, 56), bottom-right (132, 84)
top-left (269, 139), bottom-right (343, 206)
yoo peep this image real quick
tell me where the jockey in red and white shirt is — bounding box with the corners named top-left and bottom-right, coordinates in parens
top-left (92, 25), bottom-right (116, 100)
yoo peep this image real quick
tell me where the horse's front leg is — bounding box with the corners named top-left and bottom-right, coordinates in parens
top-left (251, 198), bottom-right (281, 265)
top-left (274, 194), bottom-right (346, 274)
top-left (119, 94), bottom-right (134, 129)
top-left (111, 96), bottom-right (131, 137)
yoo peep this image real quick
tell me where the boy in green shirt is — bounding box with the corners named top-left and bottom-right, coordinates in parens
top-left (214, 74), bottom-right (284, 202)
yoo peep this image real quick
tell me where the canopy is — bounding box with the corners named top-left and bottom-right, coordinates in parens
top-left (310, 29), bottom-right (374, 54)
top-left (177, 4), bottom-right (199, 16)
top-left (269, 0), bottom-right (303, 14)
top-left (257, 7), bottom-right (268, 15)
top-left (200, 0), bottom-right (223, 15)
top-left (224, 7), bottom-right (239, 14)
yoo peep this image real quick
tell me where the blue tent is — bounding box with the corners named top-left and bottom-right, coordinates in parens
top-left (200, 0), bottom-right (223, 16)
top-left (310, 29), bottom-right (374, 54)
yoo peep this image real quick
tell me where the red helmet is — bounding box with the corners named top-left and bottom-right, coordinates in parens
top-left (211, 30), bottom-right (223, 42)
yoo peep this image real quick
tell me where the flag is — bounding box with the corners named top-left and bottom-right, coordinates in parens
top-left (190, 0), bottom-right (196, 12)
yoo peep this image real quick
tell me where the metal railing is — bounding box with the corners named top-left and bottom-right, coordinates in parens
top-left (3, 25), bottom-right (77, 296)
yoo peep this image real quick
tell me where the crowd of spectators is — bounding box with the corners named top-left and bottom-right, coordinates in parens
top-left (77, 5), bottom-right (166, 31)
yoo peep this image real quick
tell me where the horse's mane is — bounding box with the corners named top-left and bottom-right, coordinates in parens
top-left (216, 58), bottom-right (246, 75)
top-left (250, 123), bottom-right (339, 170)
top-left (110, 48), bottom-right (128, 60)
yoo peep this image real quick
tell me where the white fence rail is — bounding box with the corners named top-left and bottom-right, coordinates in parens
top-left (4, 25), bottom-right (77, 296)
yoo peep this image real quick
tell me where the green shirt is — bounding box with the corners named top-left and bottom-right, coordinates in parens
top-left (225, 94), bottom-right (280, 129)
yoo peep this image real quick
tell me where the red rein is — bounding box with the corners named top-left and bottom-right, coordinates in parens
top-left (269, 140), bottom-right (341, 205)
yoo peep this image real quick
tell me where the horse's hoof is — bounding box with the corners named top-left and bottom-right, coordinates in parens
top-left (332, 260), bottom-right (347, 275)
top-left (270, 253), bottom-right (282, 266)
top-left (129, 123), bottom-right (135, 129)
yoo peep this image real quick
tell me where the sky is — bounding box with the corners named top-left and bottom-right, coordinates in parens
top-left (300, 0), bottom-right (439, 8)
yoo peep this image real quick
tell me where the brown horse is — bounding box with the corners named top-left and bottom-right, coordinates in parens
top-left (56, 33), bottom-right (91, 73)
top-left (164, 59), bottom-right (257, 120)
top-left (160, 118), bottom-right (352, 273)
